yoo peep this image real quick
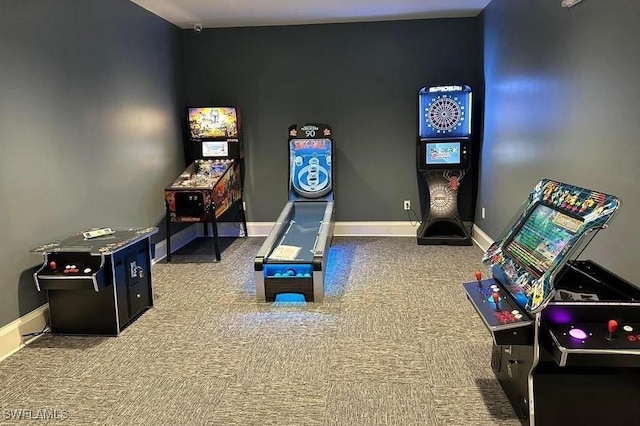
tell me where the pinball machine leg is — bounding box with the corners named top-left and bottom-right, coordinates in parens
top-left (210, 209), bottom-right (221, 262)
top-left (165, 205), bottom-right (172, 263)
top-left (241, 197), bottom-right (248, 238)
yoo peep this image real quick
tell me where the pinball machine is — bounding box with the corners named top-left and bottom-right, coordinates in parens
top-left (463, 179), bottom-right (640, 425)
top-left (164, 106), bottom-right (247, 262)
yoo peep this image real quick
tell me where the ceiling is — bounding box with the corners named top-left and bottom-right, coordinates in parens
top-left (130, 0), bottom-right (492, 30)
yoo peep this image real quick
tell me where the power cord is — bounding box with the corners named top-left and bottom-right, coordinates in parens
top-left (22, 323), bottom-right (50, 338)
top-left (406, 208), bottom-right (422, 226)
top-left (232, 202), bottom-right (248, 237)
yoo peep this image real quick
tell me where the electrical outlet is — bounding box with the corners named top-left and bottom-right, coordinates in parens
top-left (403, 200), bottom-right (411, 211)
top-left (481, 207), bottom-right (486, 219)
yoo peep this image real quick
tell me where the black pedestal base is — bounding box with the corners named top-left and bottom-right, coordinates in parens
top-left (417, 217), bottom-right (471, 246)
top-left (492, 342), bottom-right (640, 426)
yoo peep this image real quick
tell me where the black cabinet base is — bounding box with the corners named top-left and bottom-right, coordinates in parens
top-left (47, 288), bottom-right (151, 335)
top-left (492, 343), bottom-right (640, 426)
top-left (33, 230), bottom-right (156, 336)
top-left (417, 218), bottom-right (472, 246)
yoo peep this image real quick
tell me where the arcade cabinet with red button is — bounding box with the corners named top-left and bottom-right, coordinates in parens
top-left (464, 179), bottom-right (640, 425)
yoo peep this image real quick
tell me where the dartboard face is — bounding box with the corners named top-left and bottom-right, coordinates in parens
top-left (426, 95), bottom-right (464, 133)
top-left (418, 86), bottom-right (472, 139)
top-left (428, 179), bottom-right (457, 217)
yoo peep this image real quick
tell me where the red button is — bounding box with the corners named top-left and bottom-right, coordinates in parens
top-left (628, 335), bottom-right (637, 342)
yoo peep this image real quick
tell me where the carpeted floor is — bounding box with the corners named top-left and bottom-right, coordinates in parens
top-left (0, 236), bottom-right (521, 425)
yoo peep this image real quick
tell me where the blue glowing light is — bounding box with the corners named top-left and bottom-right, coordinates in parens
top-left (264, 263), bottom-right (313, 278)
top-left (274, 293), bottom-right (307, 303)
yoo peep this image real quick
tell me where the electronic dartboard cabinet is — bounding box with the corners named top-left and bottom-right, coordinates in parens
top-left (464, 179), bottom-right (640, 425)
top-left (416, 85), bottom-right (473, 245)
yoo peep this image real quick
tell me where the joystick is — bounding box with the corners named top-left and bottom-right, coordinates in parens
top-left (607, 319), bottom-right (618, 340)
top-left (475, 271), bottom-right (483, 288)
top-left (492, 292), bottom-right (500, 311)
top-left (49, 261), bottom-right (57, 270)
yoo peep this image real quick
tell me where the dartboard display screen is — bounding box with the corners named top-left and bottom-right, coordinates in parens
top-left (418, 86), bottom-right (472, 139)
top-left (426, 142), bottom-right (461, 165)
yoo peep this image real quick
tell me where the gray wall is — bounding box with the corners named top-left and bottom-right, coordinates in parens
top-left (0, 0), bottom-right (185, 327)
top-left (182, 19), bottom-right (483, 222)
top-left (478, 0), bottom-right (640, 282)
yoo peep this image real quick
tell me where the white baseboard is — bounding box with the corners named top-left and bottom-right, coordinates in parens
top-left (334, 221), bottom-right (419, 236)
top-left (175, 221), bottom-right (492, 242)
top-left (200, 222), bottom-right (272, 238)
top-left (0, 305), bottom-right (49, 362)
top-left (472, 224), bottom-right (494, 252)
top-left (200, 221), bottom-right (421, 238)
top-left (153, 224), bottom-right (200, 263)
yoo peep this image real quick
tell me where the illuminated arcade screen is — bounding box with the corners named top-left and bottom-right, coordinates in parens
top-left (202, 141), bottom-right (229, 157)
top-left (426, 142), bottom-right (461, 165)
top-left (188, 107), bottom-right (238, 139)
top-left (504, 204), bottom-right (582, 278)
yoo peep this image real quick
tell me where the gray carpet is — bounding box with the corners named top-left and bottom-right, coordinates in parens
top-left (0, 236), bottom-right (521, 425)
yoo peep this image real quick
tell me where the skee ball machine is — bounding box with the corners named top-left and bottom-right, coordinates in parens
top-left (463, 179), bottom-right (640, 425)
top-left (164, 106), bottom-right (247, 262)
top-left (416, 85), bottom-right (472, 245)
top-left (254, 123), bottom-right (335, 302)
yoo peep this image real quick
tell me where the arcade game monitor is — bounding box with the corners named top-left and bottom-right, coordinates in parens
top-left (483, 179), bottom-right (619, 312)
top-left (164, 106), bottom-right (247, 262)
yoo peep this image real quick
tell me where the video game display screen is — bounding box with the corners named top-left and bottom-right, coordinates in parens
top-left (188, 107), bottom-right (238, 139)
top-left (483, 179), bottom-right (621, 313)
top-left (426, 142), bottom-right (461, 165)
top-left (202, 141), bottom-right (229, 157)
top-left (505, 204), bottom-right (582, 278)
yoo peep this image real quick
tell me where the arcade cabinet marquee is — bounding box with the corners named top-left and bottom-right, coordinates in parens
top-left (164, 107), bottom-right (247, 262)
top-left (463, 179), bottom-right (640, 425)
top-left (416, 85), bottom-right (473, 246)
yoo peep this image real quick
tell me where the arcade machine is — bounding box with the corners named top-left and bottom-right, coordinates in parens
top-left (463, 179), bottom-right (640, 425)
top-left (254, 123), bottom-right (335, 303)
top-left (31, 227), bottom-right (158, 335)
top-left (416, 85), bottom-right (473, 245)
top-left (164, 106), bottom-right (247, 262)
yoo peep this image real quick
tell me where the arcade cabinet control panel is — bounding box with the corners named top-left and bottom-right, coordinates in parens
top-left (464, 271), bottom-right (533, 346)
top-left (548, 320), bottom-right (640, 350)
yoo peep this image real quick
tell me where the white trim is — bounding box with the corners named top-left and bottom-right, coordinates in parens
top-left (472, 224), bottom-right (494, 252)
top-left (153, 224), bottom-right (200, 263)
top-left (201, 222), bottom-right (271, 238)
top-left (334, 221), bottom-right (419, 236)
top-left (200, 221), bottom-right (421, 238)
top-left (0, 305), bottom-right (49, 362)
